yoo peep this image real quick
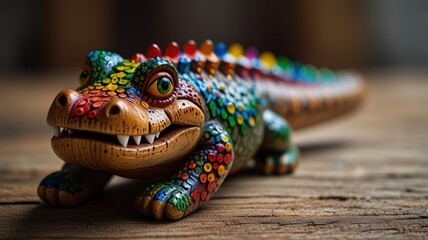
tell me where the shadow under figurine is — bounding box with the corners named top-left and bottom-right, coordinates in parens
top-left (37, 40), bottom-right (366, 220)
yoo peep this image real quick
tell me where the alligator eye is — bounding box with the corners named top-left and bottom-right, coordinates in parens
top-left (146, 72), bottom-right (174, 99)
top-left (79, 65), bottom-right (91, 86)
top-left (132, 57), bottom-right (179, 107)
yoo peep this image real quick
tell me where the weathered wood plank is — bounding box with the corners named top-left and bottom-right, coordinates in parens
top-left (2, 146), bottom-right (427, 204)
top-left (1, 197), bottom-right (427, 239)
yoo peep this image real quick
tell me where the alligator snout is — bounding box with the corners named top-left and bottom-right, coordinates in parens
top-left (47, 89), bottom-right (169, 138)
top-left (47, 87), bottom-right (204, 175)
top-left (53, 89), bottom-right (127, 118)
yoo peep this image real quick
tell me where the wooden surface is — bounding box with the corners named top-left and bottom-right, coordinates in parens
top-left (0, 70), bottom-right (427, 239)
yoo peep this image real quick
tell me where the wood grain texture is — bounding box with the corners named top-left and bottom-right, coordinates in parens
top-left (0, 70), bottom-right (428, 239)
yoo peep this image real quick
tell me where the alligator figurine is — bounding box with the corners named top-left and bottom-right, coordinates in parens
top-left (37, 40), bottom-right (365, 220)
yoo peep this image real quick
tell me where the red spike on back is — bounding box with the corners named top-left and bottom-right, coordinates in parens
top-left (165, 42), bottom-right (180, 60)
top-left (130, 53), bottom-right (146, 63)
top-left (199, 39), bottom-right (214, 56)
top-left (184, 40), bottom-right (197, 57)
top-left (146, 44), bottom-right (162, 59)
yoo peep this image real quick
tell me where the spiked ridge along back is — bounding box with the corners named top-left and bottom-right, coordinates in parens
top-left (135, 39), bottom-right (366, 129)
top-left (132, 39), bottom-right (347, 85)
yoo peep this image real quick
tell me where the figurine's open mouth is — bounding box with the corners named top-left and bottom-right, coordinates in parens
top-left (49, 123), bottom-right (201, 179)
top-left (51, 124), bottom-right (194, 149)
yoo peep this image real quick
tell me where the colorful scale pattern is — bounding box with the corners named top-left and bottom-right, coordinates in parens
top-left (74, 52), bottom-right (201, 120)
top-left (182, 72), bottom-right (264, 169)
top-left (73, 40), bottom-right (341, 121)
top-left (80, 51), bottom-right (124, 86)
top-left (260, 110), bottom-right (291, 151)
top-left (176, 80), bottom-right (203, 109)
top-left (51, 40), bottom-right (360, 220)
top-left (172, 121), bottom-right (235, 212)
top-left (75, 54), bottom-right (141, 119)
top-left (40, 165), bottom-right (86, 196)
top-left (137, 121), bottom-right (235, 217)
top-left (77, 42), bottom-right (304, 216)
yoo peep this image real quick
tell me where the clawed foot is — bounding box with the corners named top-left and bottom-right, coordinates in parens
top-left (37, 171), bottom-right (89, 207)
top-left (256, 146), bottom-right (299, 175)
top-left (135, 182), bottom-right (192, 220)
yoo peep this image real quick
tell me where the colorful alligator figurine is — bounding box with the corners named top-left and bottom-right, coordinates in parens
top-left (37, 40), bottom-right (365, 220)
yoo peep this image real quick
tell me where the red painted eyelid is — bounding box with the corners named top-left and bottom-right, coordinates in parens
top-left (141, 87), bottom-right (178, 108)
top-left (145, 71), bottom-right (175, 90)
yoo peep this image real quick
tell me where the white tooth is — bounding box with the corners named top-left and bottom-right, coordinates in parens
top-left (60, 127), bottom-right (64, 133)
top-left (117, 135), bottom-right (130, 147)
top-left (145, 134), bottom-right (155, 144)
top-left (132, 135), bottom-right (142, 145)
top-left (52, 127), bottom-right (60, 137)
top-left (155, 132), bottom-right (160, 139)
top-left (68, 129), bottom-right (74, 134)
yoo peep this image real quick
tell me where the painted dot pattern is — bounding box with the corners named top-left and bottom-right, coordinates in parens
top-left (74, 59), bottom-right (140, 119)
top-left (173, 121), bottom-right (234, 206)
top-left (72, 52), bottom-right (204, 121)
top-left (56, 41), bottom-right (361, 220)
top-left (184, 72), bottom-right (265, 169)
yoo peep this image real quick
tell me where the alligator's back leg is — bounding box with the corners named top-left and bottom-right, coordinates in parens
top-left (255, 110), bottom-right (299, 175)
top-left (135, 120), bottom-right (235, 220)
top-left (37, 164), bottom-right (112, 207)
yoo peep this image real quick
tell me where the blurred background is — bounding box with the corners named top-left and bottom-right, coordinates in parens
top-left (1, 0), bottom-right (427, 74)
top-left (0, 0), bottom-right (427, 139)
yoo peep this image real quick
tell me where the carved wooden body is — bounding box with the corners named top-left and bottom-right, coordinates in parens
top-left (38, 40), bottom-right (365, 220)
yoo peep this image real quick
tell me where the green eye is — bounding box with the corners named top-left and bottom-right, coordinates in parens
top-left (147, 75), bottom-right (174, 99)
top-left (157, 77), bottom-right (172, 94)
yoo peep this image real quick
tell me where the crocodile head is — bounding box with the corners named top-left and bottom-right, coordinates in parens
top-left (47, 51), bottom-right (204, 179)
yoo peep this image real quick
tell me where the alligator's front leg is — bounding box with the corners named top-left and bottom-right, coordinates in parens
top-left (255, 110), bottom-right (299, 174)
top-left (135, 120), bottom-right (234, 220)
top-left (37, 164), bottom-right (112, 207)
